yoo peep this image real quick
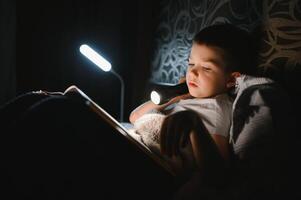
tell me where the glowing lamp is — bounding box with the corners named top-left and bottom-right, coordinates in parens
top-left (80, 44), bottom-right (124, 122)
top-left (79, 44), bottom-right (112, 72)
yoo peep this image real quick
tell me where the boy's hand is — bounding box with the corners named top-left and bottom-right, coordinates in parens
top-left (160, 110), bottom-right (205, 157)
top-left (165, 93), bottom-right (192, 105)
top-left (169, 76), bottom-right (191, 103)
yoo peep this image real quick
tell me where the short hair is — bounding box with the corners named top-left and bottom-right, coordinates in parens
top-left (193, 24), bottom-right (258, 75)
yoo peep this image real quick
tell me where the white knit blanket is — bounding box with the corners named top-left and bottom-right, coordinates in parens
top-left (127, 113), bottom-right (196, 174)
top-left (131, 113), bottom-right (165, 154)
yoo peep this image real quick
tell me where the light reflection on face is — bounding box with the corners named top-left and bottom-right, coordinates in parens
top-left (186, 43), bottom-right (231, 98)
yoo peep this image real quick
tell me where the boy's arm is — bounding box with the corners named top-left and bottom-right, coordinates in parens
top-left (129, 93), bottom-right (190, 124)
top-left (210, 134), bottom-right (229, 161)
top-left (129, 101), bottom-right (163, 123)
top-left (130, 77), bottom-right (189, 124)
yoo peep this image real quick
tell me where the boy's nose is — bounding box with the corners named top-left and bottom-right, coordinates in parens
top-left (189, 68), bottom-right (199, 77)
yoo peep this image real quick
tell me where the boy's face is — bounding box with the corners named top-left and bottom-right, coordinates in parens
top-left (186, 43), bottom-right (232, 98)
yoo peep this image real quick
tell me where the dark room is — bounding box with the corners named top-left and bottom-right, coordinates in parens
top-left (1, 0), bottom-right (301, 199)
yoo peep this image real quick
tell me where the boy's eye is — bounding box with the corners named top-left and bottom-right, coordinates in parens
top-left (202, 66), bottom-right (211, 71)
top-left (188, 63), bottom-right (194, 67)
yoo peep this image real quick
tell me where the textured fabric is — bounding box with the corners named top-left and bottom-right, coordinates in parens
top-left (230, 75), bottom-right (277, 155)
top-left (166, 94), bottom-right (233, 138)
top-left (133, 113), bottom-right (165, 150)
top-left (130, 112), bottom-right (196, 175)
top-left (129, 94), bottom-right (232, 176)
top-left (226, 75), bottom-right (298, 199)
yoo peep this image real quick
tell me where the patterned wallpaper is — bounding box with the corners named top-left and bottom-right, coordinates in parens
top-left (150, 0), bottom-right (301, 86)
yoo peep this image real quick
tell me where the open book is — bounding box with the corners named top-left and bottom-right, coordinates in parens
top-left (63, 85), bottom-right (176, 176)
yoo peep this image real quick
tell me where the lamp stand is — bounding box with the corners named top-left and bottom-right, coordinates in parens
top-left (111, 70), bottom-right (124, 122)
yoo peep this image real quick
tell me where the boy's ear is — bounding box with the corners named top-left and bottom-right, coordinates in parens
top-left (226, 72), bottom-right (241, 88)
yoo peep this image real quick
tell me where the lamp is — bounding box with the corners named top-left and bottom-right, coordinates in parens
top-left (79, 44), bottom-right (125, 122)
top-left (150, 82), bottom-right (188, 105)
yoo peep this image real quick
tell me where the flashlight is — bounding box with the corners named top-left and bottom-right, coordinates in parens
top-left (150, 82), bottom-right (189, 105)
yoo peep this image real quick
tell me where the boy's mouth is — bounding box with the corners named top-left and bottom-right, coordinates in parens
top-left (188, 82), bottom-right (198, 87)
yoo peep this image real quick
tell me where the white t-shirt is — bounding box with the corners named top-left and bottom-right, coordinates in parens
top-left (165, 93), bottom-right (233, 137)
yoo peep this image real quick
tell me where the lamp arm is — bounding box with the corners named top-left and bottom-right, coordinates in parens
top-left (111, 69), bottom-right (125, 122)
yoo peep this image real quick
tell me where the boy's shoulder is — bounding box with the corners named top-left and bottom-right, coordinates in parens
top-left (176, 94), bottom-right (232, 114)
top-left (179, 93), bottom-right (232, 104)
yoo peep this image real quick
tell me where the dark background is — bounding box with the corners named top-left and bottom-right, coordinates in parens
top-left (1, 0), bottom-right (160, 121)
top-left (1, 0), bottom-right (300, 198)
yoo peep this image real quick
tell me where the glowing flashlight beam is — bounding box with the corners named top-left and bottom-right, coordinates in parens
top-left (79, 44), bottom-right (112, 72)
top-left (150, 91), bottom-right (161, 105)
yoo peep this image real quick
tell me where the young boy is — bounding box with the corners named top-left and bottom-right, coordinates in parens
top-left (129, 24), bottom-right (257, 176)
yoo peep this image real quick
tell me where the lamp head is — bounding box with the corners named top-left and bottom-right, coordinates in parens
top-left (79, 44), bottom-right (112, 72)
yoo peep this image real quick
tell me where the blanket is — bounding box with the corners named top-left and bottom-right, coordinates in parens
top-left (127, 113), bottom-right (196, 175)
